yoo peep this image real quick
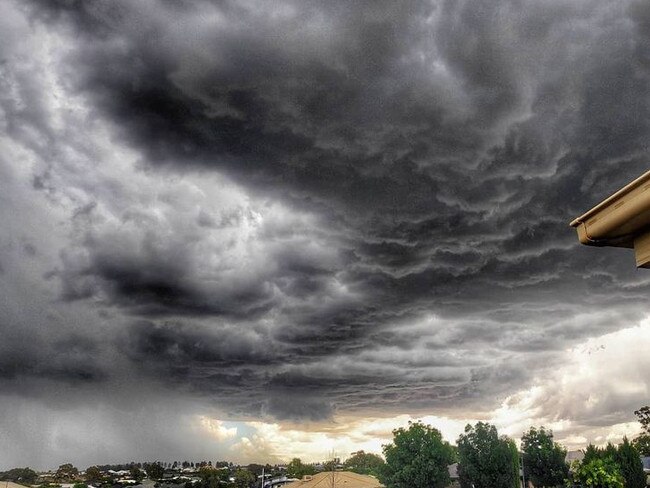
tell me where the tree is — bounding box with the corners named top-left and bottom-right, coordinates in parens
top-left (381, 421), bottom-right (456, 488)
top-left (634, 406), bottom-right (650, 434)
top-left (521, 426), bottom-right (568, 487)
top-left (130, 466), bottom-right (144, 483)
top-left (584, 444), bottom-right (603, 464)
top-left (0, 467), bottom-right (38, 484)
top-left (633, 406), bottom-right (650, 457)
top-left (632, 434), bottom-right (650, 456)
top-left (286, 459), bottom-right (316, 479)
top-left (198, 466), bottom-right (230, 488)
top-left (85, 466), bottom-right (103, 483)
top-left (233, 469), bottom-right (255, 488)
top-left (614, 437), bottom-right (646, 488)
top-left (144, 463), bottom-right (164, 480)
top-left (457, 422), bottom-right (519, 488)
top-left (569, 458), bottom-right (624, 488)
top-left (343, 451), bottom-right (385, 476)
top-left (56, 463), bottom-right (80, 482)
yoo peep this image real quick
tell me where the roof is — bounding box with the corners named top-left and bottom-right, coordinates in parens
top-left (283, 471), bottom-right (383, 488)
top-left (570, 169), bottom-right (650, 228)
top-left (1, 482), bottom-right (31, 488)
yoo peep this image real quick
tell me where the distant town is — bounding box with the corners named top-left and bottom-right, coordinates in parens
top-left (3, 407), bottom-right (650, 488)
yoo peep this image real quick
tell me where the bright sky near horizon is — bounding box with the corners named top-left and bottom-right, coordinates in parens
top-left (1, 0), bottom-right (650, 470)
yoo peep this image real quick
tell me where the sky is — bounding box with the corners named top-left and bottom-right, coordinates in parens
top-left (1, 0), bottom-right (650, 471)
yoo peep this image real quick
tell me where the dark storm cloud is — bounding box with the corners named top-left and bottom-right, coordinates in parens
top-left (3, 0), bottom-right (650, 437)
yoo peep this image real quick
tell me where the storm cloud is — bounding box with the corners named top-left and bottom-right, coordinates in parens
top-left (1, 0), bottom-right (650, 468)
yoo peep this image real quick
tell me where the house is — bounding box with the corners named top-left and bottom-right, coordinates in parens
top-left (283, 471), bottom-right (383, 488)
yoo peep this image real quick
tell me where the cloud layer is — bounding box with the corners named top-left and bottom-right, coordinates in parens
top-left (1, 0), bottom-right (650, 469)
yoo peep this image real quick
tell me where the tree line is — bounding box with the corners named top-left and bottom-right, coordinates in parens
top-left (375, 405), bottom-right (650, 488)
top-left (3, 406), bottom-right (648, 488)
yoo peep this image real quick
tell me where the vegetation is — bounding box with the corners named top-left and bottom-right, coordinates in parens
top-left (614, 437), bottom-right (646, 488)
top-left (3, 406), bottom-right (649, 488)
top-left (286, 458), bottom-right (316, 479)
top-left (343, 451), bottom-right (385, 476)
top-left (521, 426), bottom-right (569, 487)
top-left (457, 422), bottom-right (519, 488)
top-left (232, 469), bottom-right (255, 488)
top-left (381, 421), bottom-right (456, 488)
top-left (633, 405), bottom-right (650, 456)
top-left (85, 466), bottom-right (102, 483)
top-left (197, 465), bottom-right (231, 488)
top-left (143, 462), bottom-right (164, 480)
top-left (577, 440), bottom-right (645, 488)
top-left (0, 467), bottom-right (38, 484)
top-left (56, 464), bottom-right (80, 483)
top-left (568, 457), bottom-right (624, 488)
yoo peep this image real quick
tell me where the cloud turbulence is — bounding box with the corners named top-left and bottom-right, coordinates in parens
top-left (1, 0), bottom-right (650, 469)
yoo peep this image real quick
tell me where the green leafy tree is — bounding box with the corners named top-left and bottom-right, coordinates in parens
top-left (56, 463), bottom-right (80, 482)
top-left (343, 451), bottom-right (385, 476)
top-left (569, 458), bottom-right (624, 488)
top-left (233, 469), bottom-right (255, 488)
top-left (614, 437), bottom-right (645, 488)
top-left (457, 422), bottom-right (520, 488)
top-left (85, 466), bottom-right (103, 484)
top-left (381, 421), bottom-right (456, 488)
top-left (286, 459), bottom-right (316, 479)
top-left (73, 483), bottom-right (88, 488)
top-left (521, 426), bottom-right (568, 487)
top-left (584, 444), bottom-right (604, 464)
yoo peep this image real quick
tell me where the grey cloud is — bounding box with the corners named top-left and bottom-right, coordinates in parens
top-left (1, 0), bottom-right (650, 467)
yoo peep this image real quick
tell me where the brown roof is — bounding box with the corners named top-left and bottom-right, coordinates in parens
top-left (283, 471), bottom-right (383, 488)
top-left (1, 482), bottom-right (31, 488)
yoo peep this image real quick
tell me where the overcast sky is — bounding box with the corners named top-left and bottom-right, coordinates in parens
top-left (2, 0), bottom-right (650, 471)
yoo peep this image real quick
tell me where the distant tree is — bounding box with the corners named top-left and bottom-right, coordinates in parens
top-left (457, 422), bottom-right (519, 488)
top-left (521, 426), bottom-right (568, 487)
top-left (634, 406), bottom-right (650, 434)
top-left (56, 463), bottom-right (80, 482)
top-left (0, 467), bottom-right (38, 484)
top-left (381, 421), bottom-right (456, 488)
top-left (286, 459), bottom-right (316, 479)
top-left (632, 435), bottom-right (650, 456)
top-left (343, 451), bottom-right (385, 476)
top-left (85, 466), bottom-right (102, 483)
top-left (614, 437), bottom-right (646, 488)
top-left (583, 444), bottom-right (603, 464)
top-left (198, 466), bottom-right (230, 488)
top-left (172, 462), bottom-right (178, 470)
top-left (569, 458), bottom-right (624, 488)
top-left (246, 464), bottom-right (265, 477)
top-left (130, 466), bottom-right (144, 483)
top-left (145, 463), bottom-right (164, 480)
top-left (632, 406), bottom-right (650, 457)
top-left (233, 469), bottom-right (255, 488)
